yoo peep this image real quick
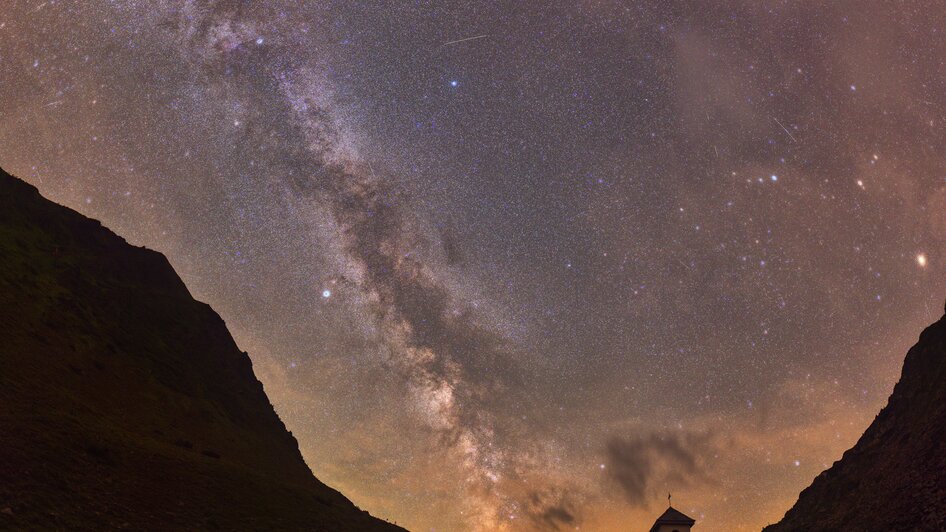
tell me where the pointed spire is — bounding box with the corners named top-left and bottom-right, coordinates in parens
top-left (650, 505), bottom-right (696, 532)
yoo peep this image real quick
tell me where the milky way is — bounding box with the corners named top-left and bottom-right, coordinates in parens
top-left (1, 2), bottom-right (944, 530)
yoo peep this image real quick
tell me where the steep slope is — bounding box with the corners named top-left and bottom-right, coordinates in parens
top-left (0, 168), bottom-right (403, 531)
top-left (764, 309), bottom-right (946, 531)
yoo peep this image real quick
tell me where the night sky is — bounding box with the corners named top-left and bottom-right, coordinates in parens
top-left (1, 1), bottom-right (944, 530)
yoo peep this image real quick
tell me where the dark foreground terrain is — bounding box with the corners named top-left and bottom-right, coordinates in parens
top-left (764, 307), bottom-right (946, 530)
top-left (0, 168), bottom-right (402, 531)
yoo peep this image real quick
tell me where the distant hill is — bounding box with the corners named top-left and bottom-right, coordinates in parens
top-left (764, 308), bottom-right (946, 531)
top-left (0, 168), bottom-right (403, 531)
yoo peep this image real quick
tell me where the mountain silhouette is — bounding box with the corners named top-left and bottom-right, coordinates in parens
top-left (0, 168), bottom-right (403, 531)
top-left (764, 306), bottom-right (946, 531)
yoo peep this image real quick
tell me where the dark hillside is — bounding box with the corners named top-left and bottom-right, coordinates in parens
top-left (764, 309), bottom-right (946, 531)
top-left (0, 168), bottom-right (403, 531)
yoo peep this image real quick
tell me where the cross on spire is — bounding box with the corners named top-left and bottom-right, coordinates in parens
top-left (668, 492), bottom-right (672, 507)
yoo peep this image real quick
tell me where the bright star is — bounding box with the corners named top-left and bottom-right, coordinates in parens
top-left (916, 253), bottom-right (927, 268)
top-left (322, 289), bottom-right (332, 298)
top-left (450, 80), bottom-right (458, 87)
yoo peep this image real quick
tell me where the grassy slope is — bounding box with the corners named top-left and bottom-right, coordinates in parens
top-left (0, 169), bottom-right (404, 531)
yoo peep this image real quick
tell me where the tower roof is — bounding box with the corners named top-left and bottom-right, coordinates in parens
top-left (649, 506), bottom-right (696, 532)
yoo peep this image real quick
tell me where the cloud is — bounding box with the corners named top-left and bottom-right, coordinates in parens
top-left (605, 431), bottom-right (715, 507)
top-left (523, 489), bottom-right (578, 531)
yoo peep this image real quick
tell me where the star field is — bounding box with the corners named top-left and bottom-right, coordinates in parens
top-left (0, 2), bottom-right (943, 530)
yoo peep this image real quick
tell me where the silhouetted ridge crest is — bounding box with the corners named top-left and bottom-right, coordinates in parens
top-left (764, 310), bottom-right (946, 531)
top-left (0, 167), bottom-right (402, 531)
